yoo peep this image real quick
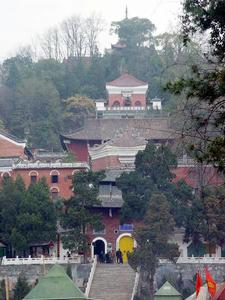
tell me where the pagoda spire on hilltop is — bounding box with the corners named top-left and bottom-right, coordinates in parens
top-left (125, 5), bottom-right (128, 19)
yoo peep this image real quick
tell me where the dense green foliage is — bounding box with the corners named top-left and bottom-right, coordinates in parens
top-left (61, 170), bottom-right (105, 261)
top-left (182, 0), bottom-right (225, 61)
top-left (185, 186), bottom-right (225, 251)
top-left (13, 274), bottom-right (31, 300)
top-left (62, 94), bottom-right (95, 131)
top-left (0, 176), bottom-right (57, 254)
top-left (0, 16), bottom-right (203, 149)
top-left (166, 0), bottom-right (225, 257)
top-left (117, 143), bottom-right (193, 226)
top-left (128, 193), bottom-right (179, 300)
top-left (167, 0), bottom-right (225, 169)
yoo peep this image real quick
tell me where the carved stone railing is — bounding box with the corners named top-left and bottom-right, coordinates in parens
top-left (1, 255), bottom-right (82, 265)
top-left (85, 255), bottom-right (97, 297)
top-left (13, 162), bottom-right (90, 169)
top-left (176, 256), bottom-right (225, 264)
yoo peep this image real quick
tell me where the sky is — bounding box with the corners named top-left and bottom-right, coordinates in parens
top-left (0, 0), bottom-right (183, 60)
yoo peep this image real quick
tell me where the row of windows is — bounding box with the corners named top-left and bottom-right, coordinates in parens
top-left (112, 101), bottom-right (142, 107)
top-left (30, 174), bottom-right (59, 184)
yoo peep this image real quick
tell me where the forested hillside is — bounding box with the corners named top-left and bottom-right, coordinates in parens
top-left (0, 15), bottom-right (204, 150)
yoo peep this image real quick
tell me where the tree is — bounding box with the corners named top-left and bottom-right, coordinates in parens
top-left (0, 55), bottom-right (33, 89)
top-left (111, 17), bottom-right (155, 48)
top-left (166, 1), bottom-right (225, 169)
top-left (117, 143), bottom-right (193, 226)
top-left (39, 27), bottom-right (63, 61)
top-left (0, 176), bottom-right (25, 256)
top-left (12, 77), bottom-right (62, 149)
top-left (62, 94), bottom-right (95, 130)
top-left (184, 185), bottom-right (225, 255)
top-left (61, 15), bottom-right (87, 59)
top-left (61, 170), bottom-right (105, 262)
top-left (13, 274), bottom-right (31, 300)
top-left (128, 193), bottom-right (179, 300)
top-left (12, 178), bottom-right (57, 253)
top-left (85, 13), bottom-right (104, 57)
top-left (181, 0), bottom-right (225, 61)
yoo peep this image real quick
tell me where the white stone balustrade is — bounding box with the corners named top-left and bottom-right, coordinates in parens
top-left (176, 256), bottom-right (225, 264)
top-left (1, 254), bottom-right (82, 265)
top-left (2, 254), bottom-right (225, 266)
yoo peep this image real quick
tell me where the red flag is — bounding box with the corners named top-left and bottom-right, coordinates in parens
top-left (205, 267), bottom-right (216, 297)
top-left (195, 271), bottom-right (203, 298)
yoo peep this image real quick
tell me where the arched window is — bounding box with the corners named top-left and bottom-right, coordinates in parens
top-left (50, 170), bottom-right (60, 183)
top-left (29, 170), bottom-right (39, 184)
top-left (112, 101), bottom-right (120, 107)
top-left (135, 101), bottom-right (142, 107)
top-left (1, 171), bottom-right (11, 178)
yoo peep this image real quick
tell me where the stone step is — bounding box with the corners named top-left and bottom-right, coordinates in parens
top-left (89, 263), bottom-right (135, 300)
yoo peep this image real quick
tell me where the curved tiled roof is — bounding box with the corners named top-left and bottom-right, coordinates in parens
top-left (106, 73), bottom-right (147, 87)
top-left (61, 118), bottom-right (176, 142)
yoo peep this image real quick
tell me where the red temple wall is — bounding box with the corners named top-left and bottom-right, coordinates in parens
top-left (0, 167), bottom-right (84, 199)
top-left (67, 141), bottom-right (89, 162)
top-left (108, 94), bottom-right (146, 108)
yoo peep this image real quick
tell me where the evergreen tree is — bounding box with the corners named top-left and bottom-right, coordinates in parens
top-left (0, 176), bottom-right (25, 256)
top-left (185, 185), bottom-right (225, 254)
top-left (61, 170), bottom-right (105, 262)
top-left (117, 143), bottom-right (193, 226)
top-left (13, 274), bottom-right (31, 300)
top-left (12, 178), bottom-right (57, 253)
top-left (129, 193), bottom-right (179, 300)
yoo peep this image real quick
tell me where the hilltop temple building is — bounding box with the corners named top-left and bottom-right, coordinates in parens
top-left (0, 73), bottom-right (224, 261)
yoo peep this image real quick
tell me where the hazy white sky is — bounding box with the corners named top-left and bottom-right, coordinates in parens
top-left (0, 0), bottom-right (183, 60)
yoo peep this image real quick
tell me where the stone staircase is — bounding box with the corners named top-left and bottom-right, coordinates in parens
top-left (89, 263), bottom-right (135, 300)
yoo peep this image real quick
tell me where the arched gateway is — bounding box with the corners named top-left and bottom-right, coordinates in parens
top-left (91, 237), bottom-right (107, 258)
top-left (116, 233), bottom-right (134, 263)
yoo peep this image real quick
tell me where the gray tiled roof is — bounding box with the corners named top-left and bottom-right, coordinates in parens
top-left (61, 118), bottom-right (175, 141)
top-left (106, 73), bottom-right (147, 87)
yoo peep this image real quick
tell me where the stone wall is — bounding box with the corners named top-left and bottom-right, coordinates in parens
top-left (0, 263), bottom-right (91, 291)
top-left (137, 263), bottom-right (225, 299)
top-left (156, 263), bottom-right (225, 286)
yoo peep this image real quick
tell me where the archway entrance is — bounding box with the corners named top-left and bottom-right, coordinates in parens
top-left (93, 239), bottom-right (105, 257)
top-left (118, 235), bottom-right (134, 263)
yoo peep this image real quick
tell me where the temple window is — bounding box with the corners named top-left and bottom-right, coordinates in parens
top-left (50, 170), bottom-right (60, 183)
top-left (51, 175), bottom-right (58, 183)
top-left (30, 175), bottom-right (37, 184)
